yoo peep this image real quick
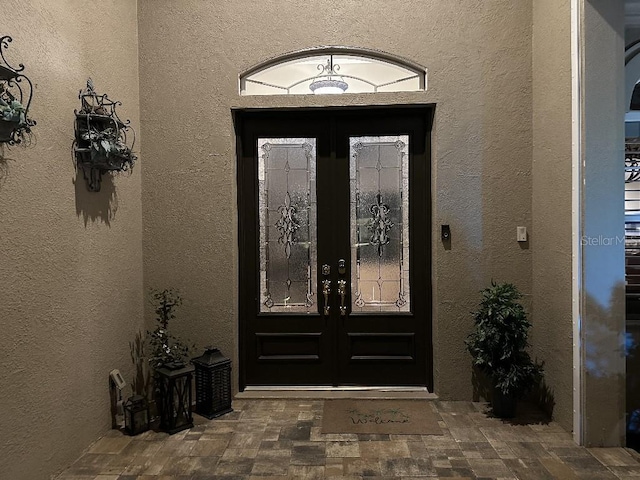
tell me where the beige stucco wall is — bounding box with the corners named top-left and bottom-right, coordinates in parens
top-left (0, 1), bottom-right (143, 479)
top-left (138, 0), bottom-right (533, 401)
top-left (531, 0), bottom-right (574, 434)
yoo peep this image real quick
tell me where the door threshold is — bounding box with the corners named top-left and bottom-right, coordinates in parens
top-left (236, 386), bottom-right (437, 400)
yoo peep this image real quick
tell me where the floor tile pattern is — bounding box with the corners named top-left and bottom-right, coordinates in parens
top-left (54, 400), bottom-right (640, 479)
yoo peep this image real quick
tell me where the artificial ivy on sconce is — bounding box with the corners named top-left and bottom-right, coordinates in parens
top-left (0, 36), bottom-right (36, 145)
top-left (73, 79), bottom-right (136, 192)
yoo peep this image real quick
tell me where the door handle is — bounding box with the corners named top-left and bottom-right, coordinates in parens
top-left (337, 279), bottom-right (347, 316)
top-left (322, 279), bottom-right (331, 316)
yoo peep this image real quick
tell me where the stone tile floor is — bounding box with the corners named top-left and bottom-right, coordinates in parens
top-left (55, 399), bottom-right (640, 480)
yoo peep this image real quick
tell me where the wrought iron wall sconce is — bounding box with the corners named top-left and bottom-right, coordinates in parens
top-left (627, 139), bottom-right (640, 183)
top-left (73, 79), bottom-right (136, 192)
top-left (0, 36), bottom-right (36, 145)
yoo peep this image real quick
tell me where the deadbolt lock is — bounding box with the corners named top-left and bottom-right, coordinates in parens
top-left (338, 259), bottom-right (346, 275)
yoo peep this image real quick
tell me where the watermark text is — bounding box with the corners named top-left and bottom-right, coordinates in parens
top-left (581, 235), bottom-right (624, 246)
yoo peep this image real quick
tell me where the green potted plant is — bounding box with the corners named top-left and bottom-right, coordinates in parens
top-left (465, 281), bottom-right (544, 418)
top-left (0, 37), bottom-right (36, 146)
top-left (0, 98), bottom-right (25, 122)
top-left (0, 97), bottom-right (25, 142)
top-left (147, 288), bottom-right (193, 370)
top-left (81, 126), bottom-right (136, 171)
top-left (144, 289), bottom-right (194, 426)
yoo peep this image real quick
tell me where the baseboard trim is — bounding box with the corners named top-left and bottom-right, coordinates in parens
top-left (235, 386), bottom-right (437, 400)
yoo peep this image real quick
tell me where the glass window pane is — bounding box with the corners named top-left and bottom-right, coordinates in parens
top-left (241, 52), bottom-right (426, 96)
top-left (259, 138), bottom-right (317, 313)
top-left (350, 135), bottom-right (410, 313)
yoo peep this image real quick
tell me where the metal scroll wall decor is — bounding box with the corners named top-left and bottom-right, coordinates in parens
top-left (275, 191), bottom-right (300, 259)
top-left (625, 138), bottom-right (640, 217)
top-left (627, 139), bottom-right (640, 183)
top-left (0, 36), bottom-right (36, 145)
top-left (368, 192), bottom-right (394, 257)
top-left (73, 79), bottom-right (136, 192)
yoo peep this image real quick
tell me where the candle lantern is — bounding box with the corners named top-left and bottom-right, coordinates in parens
top-left (123, 394), bottom-right (150, 435)
top-left (156, 364), bottom-right (194, 434)
top-left (191, 347), bottom-right (233, 419)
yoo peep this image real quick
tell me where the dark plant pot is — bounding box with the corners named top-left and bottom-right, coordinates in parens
top-left (491, 385), bottom-right (517, 418)
top-left (163, 360), bottom-right (186, 370)
top-left (0, 120), bottom-right (19, 142)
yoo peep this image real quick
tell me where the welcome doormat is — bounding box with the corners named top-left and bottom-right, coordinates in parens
top-left (321, 399), bottom-right (443, 435)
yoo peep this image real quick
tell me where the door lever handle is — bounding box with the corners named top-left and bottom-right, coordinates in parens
top-left (322, 279), bottom-right (331, 316)
top-left (337, 279), bottom-right (347, 316)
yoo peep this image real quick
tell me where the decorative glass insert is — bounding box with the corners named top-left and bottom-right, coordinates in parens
top-left (240, 48), bottom-right (426, 96)
top-left (259, 138), bottom-right (317, 313)
top-left (350, 136), bottom-right (410, 313)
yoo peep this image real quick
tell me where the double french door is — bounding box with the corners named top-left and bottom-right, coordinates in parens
top-left (236, 106), bottom-right (432, 388)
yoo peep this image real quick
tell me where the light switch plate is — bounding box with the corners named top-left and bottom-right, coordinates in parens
top-left (517, 226), bottom-right (527, 242)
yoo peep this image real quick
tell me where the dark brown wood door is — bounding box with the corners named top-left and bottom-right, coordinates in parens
top-left (236, 106), bottom-right (432, 389)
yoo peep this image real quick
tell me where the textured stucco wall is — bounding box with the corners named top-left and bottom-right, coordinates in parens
top-left (0, 2), bottom-right (143, 479)
top-left (138, 0), bottom-right (533, 401)
top-left (531, 0), bottom-right (574, 434)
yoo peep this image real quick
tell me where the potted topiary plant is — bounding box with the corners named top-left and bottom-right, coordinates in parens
top-left (145, 288), bottom-right (195, 431)
top-left (465, 281), bottom-right (544, 418)
top-left (147, 288), bottom-right (193, 371)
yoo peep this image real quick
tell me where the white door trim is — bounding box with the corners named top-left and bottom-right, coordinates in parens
top-left (571, 0), bottom-right (584, 446)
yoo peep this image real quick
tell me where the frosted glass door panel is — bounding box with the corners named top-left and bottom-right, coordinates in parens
top-left (258, 138), bottom-right (317, 313)
top-left (350, 136), bottom-right (409, 312)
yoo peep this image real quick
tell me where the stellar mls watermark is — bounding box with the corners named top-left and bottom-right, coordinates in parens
top-left (581, 235), bottom-right (625, 246)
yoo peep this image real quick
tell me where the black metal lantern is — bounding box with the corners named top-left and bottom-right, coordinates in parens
top-left (156, 364), bottom-right (194, 434)
top-left (192, 347), bottom-right (233, 419)
top-left (123, 395), bottom-right (150, 435)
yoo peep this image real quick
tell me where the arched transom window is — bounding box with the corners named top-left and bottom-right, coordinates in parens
top-left (240, 47), bottom-right (427, 96)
